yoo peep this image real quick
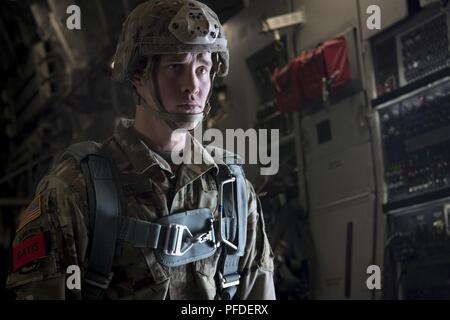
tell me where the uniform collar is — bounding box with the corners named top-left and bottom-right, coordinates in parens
top-left (175, 133), bottom-right (218, 192)
top-left (113, 118), bottom-right (170, 174)
top-left (113, 119), bottom-right (218, 185)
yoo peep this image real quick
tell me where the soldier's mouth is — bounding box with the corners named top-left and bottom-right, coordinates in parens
top-left (177, 104), bottom-right (202, 113)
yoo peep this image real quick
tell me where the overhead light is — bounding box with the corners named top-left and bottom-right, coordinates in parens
top-left (262, 10), bottom-right (306, 32)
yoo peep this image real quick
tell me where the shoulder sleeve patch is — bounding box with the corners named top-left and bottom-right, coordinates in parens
top-left (12, 232), bottom-right (47, 272)
top-left (16, 195), bottom-right (42, 232)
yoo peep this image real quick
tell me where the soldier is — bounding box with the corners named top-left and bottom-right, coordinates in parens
top-left (6, 0), bottom-right (275, 300)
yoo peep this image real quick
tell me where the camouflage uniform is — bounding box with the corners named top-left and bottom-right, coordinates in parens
top-left (6, 119), bottom-right (275, 299)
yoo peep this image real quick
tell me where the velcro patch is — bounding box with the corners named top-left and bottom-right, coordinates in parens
top-left (12, 233), bottom-right (47, 272)
top-left (16, 195), bottom-right (42, 232)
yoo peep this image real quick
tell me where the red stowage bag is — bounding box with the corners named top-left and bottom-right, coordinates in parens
top-left (296, 48), bottom-right (326, 104)
top-left (321, 36), bottom-right (352, 91)
top-left (271, 36), bottom-right (351, 113)
top-left (271, 56), bottom-right (303, 113)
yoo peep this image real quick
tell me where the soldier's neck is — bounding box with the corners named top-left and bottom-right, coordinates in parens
top-left (133, 109), bottom-right (187, 153)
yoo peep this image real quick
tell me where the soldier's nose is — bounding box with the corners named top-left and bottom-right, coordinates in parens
top-left (182, 70), bottom-right (200, 96)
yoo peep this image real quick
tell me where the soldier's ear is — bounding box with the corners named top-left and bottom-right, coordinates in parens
top-left (131, 56), bottom-right (151, 88)
top-left (131, 73), bottom-right (144, 89)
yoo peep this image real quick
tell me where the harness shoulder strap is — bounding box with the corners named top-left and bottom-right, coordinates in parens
top-left (59, 141), bottom-right (122, 300)
top-left (206, 146), bottom-right (248, 300)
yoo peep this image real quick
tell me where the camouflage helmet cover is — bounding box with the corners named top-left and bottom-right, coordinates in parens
top-left (112, 0), bottom-right (229, 81)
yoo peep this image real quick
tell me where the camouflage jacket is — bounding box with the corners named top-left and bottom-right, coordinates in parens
top-left (6, 119), bottom-right (275, 300)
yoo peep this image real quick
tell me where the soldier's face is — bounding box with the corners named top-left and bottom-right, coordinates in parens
top-left (155, 52), bottom-right (212, 130)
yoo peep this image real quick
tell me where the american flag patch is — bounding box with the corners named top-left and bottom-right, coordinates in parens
top-left (16, 195), bottom-right (42, 232)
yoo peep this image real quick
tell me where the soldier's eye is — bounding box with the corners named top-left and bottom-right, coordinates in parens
top-left (167, 64), bottom-right (180, 71)
top-left (197, 66), bottom-right (208, 75)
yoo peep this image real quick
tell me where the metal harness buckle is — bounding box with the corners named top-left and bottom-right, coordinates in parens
top-left (164, 223), bottom-right (193, 256)
top-left (218, 272), bottom-right (241, 289)
top-left (191, 224), bottom-right (215, 244)
top-left (216, 176), bottom-right (238, 251)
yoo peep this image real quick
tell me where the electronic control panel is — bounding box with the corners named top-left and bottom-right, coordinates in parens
top-left (387, 197), bottom-right (450, 299)
top-left (376, 77), bottom-right (450, 206)
top-left (389, 198), bottom-right (450, 252)
top-left (397, 12), bottom-right (450, 85)
top-left (371, 6), bottom-right (450, 98)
